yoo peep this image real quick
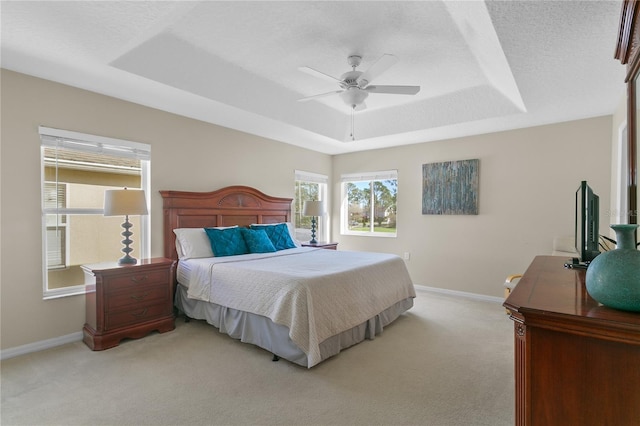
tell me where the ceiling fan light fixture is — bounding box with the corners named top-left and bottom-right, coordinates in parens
top-left (340, 87), bottom-right (369, 108)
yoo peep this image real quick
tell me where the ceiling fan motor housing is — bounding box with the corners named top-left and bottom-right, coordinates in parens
top-left (340, 70), bottom-right (364, 88)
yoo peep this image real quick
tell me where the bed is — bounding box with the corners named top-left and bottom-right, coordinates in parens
top-left (161, 185), bottom-right (416, 368)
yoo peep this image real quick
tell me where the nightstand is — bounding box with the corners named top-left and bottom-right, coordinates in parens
top-left (301, 242), bottom-right (338, 250)
top-left (82, 257), bottom-right (176, 350)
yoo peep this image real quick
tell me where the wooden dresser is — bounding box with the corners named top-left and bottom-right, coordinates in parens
top-left (504, 256), bottom-right (640, 425)
top-left (82, 257), bottom-right (176, 350)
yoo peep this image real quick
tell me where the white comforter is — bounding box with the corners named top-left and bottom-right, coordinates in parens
top-left (180, 248), bottom-right (416, 367)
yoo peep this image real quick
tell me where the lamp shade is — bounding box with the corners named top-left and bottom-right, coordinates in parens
top-left (302, 200), bottom-right (325, 217)
top-left (104, 189), bottom-right (148, 216)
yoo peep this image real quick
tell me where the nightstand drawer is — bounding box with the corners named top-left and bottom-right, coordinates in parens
top-left (301, 242), bottom-right (338, 250)
top-left (106, 285), bottom-right (168, 311)
top-left (106, 270), bottom-right (169, 292)
top-left (106, 302), bottom-right (171, 330)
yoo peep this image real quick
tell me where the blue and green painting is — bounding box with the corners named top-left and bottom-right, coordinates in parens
top-left (422, 159), bottom-right (479, 215)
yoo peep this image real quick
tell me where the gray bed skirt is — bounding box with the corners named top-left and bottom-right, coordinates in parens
top-left (175, 284), bottom-right (414, 368)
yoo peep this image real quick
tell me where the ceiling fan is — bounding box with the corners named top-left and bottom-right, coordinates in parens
top-left (298, 54), bottom-right (420, 111)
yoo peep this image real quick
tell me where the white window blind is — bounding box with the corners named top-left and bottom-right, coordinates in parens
top-left (341, 170), bottom-right (398, 182)
top-left (295, 170), bottom-right (329, 184)
top-left (39, 127), bottom-right (150, 160)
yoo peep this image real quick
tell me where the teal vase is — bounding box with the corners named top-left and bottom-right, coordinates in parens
top-left (586, 224), bottom-right (640, 312)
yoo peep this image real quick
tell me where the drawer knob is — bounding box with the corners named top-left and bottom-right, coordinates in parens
top-left (131, 275), bottom-right (148, 283)
top-left (131, 308), bottom-right (148, 318)
top-left (130, 292), bottom-right (150, 302)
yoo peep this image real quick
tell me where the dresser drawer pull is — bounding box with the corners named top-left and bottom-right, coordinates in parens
top-left (131, 308), bottom-right (148, 318)
top-left (131, 275), bottom-right (149, 283)
top-left (130, 292), bottom-right (150, 302)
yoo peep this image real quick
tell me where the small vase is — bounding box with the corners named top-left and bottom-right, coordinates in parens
top-left (586, 224), bottom-right (640, 312)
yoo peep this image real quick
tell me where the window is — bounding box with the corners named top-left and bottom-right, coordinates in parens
top-left (40, 127), bottom-right (150, 299)
top-left (617, 122), bottom-right (629, 224)
top-left (341, 170), bottom-right (398, 237)
top-left (44, 182), bottom-right (68, 269)
top-left (294, 170), bottom-right (328, 242)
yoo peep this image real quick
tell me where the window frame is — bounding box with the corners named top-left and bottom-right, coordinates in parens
top-left (617, 121), bottom-right (629, 224)
top-left (40, 127), bottom-right (151, 299)
top-left (340, 170), bottom-right (398, 238)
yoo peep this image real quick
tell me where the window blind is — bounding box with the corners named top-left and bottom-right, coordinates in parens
top-left (295, 170), bottom-right (328, 184)
top-left (340, 170), bottom-right (397, 182)
top-left (39, 126), bottom-right (150, 160)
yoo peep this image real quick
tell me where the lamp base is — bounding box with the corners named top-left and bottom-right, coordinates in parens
top-left (117, 215), bottom-right (137, 265)
top-left (310, 217), bottom-right (317, 244)
top-left (117, 255), bottom-right (138, 265)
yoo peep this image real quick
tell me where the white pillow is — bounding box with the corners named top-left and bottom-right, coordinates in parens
top-left (173, 226), bottom-right (237, 259)
top-left (250, 222), bottom-right (301, 248)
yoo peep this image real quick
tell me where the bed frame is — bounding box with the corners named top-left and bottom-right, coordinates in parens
top-left (160, 185), bottom-right (292, 262)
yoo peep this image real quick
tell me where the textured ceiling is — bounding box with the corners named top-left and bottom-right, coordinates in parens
top-left (0, 1), bottom-right (627, 155)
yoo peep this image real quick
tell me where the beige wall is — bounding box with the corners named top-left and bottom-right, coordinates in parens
top-left (0, 70), bottom-right (331, 350)
top-left (332, 117), bottom-right (613, 296)
top-left (0, 68), bottom-right (616, 352)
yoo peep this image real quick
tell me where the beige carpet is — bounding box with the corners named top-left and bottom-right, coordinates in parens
top-left (1, 288), bottom-right (514, 426)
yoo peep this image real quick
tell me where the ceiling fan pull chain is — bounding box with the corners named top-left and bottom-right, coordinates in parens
top-left (350, 106), bottom-right (355, 141)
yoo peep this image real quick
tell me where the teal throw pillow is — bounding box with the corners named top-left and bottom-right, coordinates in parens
top-left (250, 223), bottom-right (296, 251)
top-left (204, 227), bottom-right (248, 257)
top-left (241, 228), bottom-right (277, 254)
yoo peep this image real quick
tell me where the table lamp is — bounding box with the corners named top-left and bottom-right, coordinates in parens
top-left (104, 188), bottom-right (148, 265)
top-left (302, 200), bottom-right (325, 244)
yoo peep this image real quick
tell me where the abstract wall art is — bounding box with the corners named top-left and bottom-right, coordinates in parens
top-left (422, 159), bottom-right (479, 215)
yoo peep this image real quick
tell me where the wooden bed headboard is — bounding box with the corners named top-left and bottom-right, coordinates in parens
top-left (160, 185), bottom-right (293, 261)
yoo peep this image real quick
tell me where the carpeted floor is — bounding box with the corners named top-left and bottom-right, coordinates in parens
top-left (1, 288), bottom-right (514, 426)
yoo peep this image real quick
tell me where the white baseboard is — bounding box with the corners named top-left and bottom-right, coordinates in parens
top-left (1, 332), bottom-right (83, 361)
top-left (415, 284), bottom-right (504, 304)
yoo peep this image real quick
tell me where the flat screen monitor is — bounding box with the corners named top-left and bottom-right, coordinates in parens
top-left (575, 180), bottom-right (600, 263)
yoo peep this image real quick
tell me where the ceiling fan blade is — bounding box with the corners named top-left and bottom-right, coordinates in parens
top-left (298, 66), bottom-right (342, 83)
top-left (298, 90), bottom-right (343, 102)
top-left (356, 54), bottom-right (398, 86)
top-left (365, 85), bottom-right (421, 95)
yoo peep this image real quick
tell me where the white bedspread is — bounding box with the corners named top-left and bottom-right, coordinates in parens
top-left (180, 248), bottom-right (416, 367)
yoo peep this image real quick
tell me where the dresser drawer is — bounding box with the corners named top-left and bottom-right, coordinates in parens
top-left (105, 269), bottom-right (169, 292)
top-left (106, 285), bottom-right (168, 311)
top-left (106, 302), bottom-right (171, 330)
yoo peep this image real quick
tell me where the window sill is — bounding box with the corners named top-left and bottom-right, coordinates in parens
top-left (340, 232), bottom-right (397, 238)
top-left (43, 284), bottom-right (88, 300)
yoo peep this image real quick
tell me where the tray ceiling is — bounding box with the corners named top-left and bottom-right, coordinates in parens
top-left (1, 1), bottom-right (626, 154)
